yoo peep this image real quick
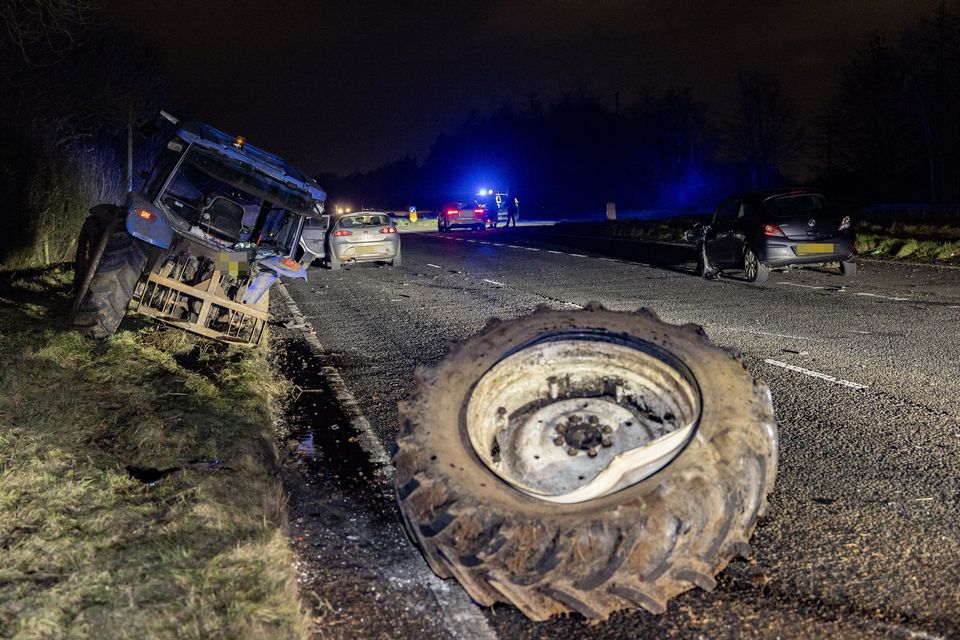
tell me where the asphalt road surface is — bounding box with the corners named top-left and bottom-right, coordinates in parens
top-left (280, 225), bottom-right (960, 639)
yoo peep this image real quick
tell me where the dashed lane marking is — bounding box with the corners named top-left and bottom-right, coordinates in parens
top-left (547, 250), bottom-right (563, 254)
top-left (483, 279), bottom-right (505, 286)
top-left (426, 263), bottom-right (441, 269)
top-left (763, 358), bottom-right (868, 390)
top-left (568, 253), bottom-right (588, 258)
top-left (855, 292), bottom-right (911, 301)
top-left (779, 282), bottom-right (826, 290)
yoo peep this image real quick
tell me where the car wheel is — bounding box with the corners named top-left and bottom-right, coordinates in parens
top-left (439, 218), bottom-right (448, 232)
top-left (743, 247), bottom-right (769, 286)
top-left (391, 247), bottom-right (402, 267)
top-left (393, 305), bottom-right (778, 621)
top-left (474, 224), bottom-right (484, 231)
top-left (839, 260), bottom-right (857, 276)
top-left (328, 249), bottom-right (342, 271)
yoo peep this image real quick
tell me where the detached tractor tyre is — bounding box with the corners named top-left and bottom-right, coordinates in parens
top-left (72, 221), bottom-right (149, 338)
top-left (393, 305), bottom-right (778, 621)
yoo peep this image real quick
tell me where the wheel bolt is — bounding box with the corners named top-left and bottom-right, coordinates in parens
top-left (553, 436), bottom-right (565, 446)
top-left (601, 437), bottom-right (612, 448)
top-left (569, 415), bottom-right (582, 424)
top-left (602, 425), bottom-right (612, 434)
top-left (588, 415), bottom-right (599, 425)
top-left (587, 447), bottom-right (598, 457)
top-left (555, 425), bottom-right (566, 434)
top-left (567, 447), bottom-right (578, 456)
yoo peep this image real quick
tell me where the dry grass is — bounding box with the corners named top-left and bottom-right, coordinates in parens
top-left (0, 267), bottom-right (305, 639)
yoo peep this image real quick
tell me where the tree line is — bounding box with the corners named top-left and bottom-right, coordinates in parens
top-left (324, 3), bottom-right (960, 215)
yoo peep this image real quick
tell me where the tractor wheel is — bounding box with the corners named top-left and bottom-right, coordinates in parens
top-left (393, 305), bottom-right (778, 621)
top-left (73, 216), bottom-right (104, 294)
top-left (72, 222), bottom-right (149, 338)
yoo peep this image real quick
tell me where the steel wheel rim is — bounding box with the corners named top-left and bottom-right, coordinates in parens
top-left (464, 333), bottom-right (702, 503)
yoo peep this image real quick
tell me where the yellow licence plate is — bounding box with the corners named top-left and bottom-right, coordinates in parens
top-left (354, 245), bottom-right (378, 255)
top-left (796, 243), bottom-right (834, 256)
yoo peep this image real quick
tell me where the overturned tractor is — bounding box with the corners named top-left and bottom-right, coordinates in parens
top-left (71, 115), bottom-right (327, 345)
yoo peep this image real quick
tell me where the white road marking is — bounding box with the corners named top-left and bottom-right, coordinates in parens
top-left (547, 250), bottom-right (563, 254)
top-left (523, 247), bottom-right (541, 251)
top-left (465, 239), bottom-right (477, 243)
top-left (278, 285), bottom-right (498, 640)
top-left (597, 257), bottom-right (618, 262)
top-left (855, 292), bottom-right (911, 301)
top-left (779, 282), bottom-right (826, 290)
top-left (568, 253), bottom-right (588, 258)
top-left (483, 279), bottom-right (505, 286)
top-left (505, 244), bottom-right (522, 249)
top-left (274, 285), bottom-right (391, 472)
top-left (747, 329), bottom-right (810, 340)
top-left (763, 359), bottom-right (868, 390)
top-left (426, 263), bottom-right (441, 269)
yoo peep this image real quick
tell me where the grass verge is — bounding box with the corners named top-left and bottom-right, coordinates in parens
top-left (0, 267), bottom-right (304, 639)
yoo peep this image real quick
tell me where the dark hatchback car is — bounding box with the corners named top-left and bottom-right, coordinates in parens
top-left (688, 188), bottom-right (856, 286)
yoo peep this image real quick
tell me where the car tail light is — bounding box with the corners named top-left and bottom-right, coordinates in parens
top-left (446, 209), bottom-right (457, 216)
top-left (279, 257), bottom-right (299, 269)
top-left (333, 229), bottom-right (352, 236)
top-left (838, 215), bottom-right (851, 231)
top-left (380, 226), bottom-right (397, 234)
top-left (136, 209), bottom-right (155, 222)
top-left (474, 208), bottom-right (484, 217)
top-left (762, 223), bottom-right (786, 237)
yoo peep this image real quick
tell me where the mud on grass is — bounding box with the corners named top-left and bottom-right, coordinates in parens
top-left (0, 267), bottom-right (305, 639)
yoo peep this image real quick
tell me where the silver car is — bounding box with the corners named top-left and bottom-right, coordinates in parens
top-left (326, 211), bottom-right (401, 270)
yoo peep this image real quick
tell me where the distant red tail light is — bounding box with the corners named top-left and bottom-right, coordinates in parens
top-left (333, 229), bottom-right (352, 236)
top-left (380, 226), bottom-right (397, 234)
top-left (446, 209), bottom-right (457, 216)
top-left (474, 208), bottom-right (484, 218)
top-left (762, 223), bottom-right (786, 237)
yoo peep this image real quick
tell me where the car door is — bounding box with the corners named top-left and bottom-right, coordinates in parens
top-left (729, 200), bottom-right (755, 261)
top-left (704, 198), bottom-right (740, 266)
top-left (299, 214), bottom-right (329, 260)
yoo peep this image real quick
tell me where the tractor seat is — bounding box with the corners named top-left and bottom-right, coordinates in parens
top-left (201, 196), bottom-right (245, 240)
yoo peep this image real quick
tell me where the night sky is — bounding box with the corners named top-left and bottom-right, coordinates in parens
top-left (105, 1), bottom-right (942, 176)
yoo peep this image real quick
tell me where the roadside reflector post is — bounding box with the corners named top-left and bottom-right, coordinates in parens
top-left (606, 202), bottom-right (616, 221)
top-left (409, 205), bottom-right (417, 223)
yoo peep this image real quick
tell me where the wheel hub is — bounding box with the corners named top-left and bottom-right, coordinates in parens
top-left (553, 414), bottom-right (612, 456)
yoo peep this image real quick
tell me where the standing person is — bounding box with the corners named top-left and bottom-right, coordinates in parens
top-left (507, 194), bottom-right (519, 227)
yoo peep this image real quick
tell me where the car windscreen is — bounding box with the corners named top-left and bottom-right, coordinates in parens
top-left (339, 214), bottom-right (390, 228)
top-left (763, 193), bottom-right (832, 217)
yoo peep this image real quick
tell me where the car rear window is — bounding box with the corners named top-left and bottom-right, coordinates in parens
top-left (764, 194), bottom-right (831, 217)
top-left (339, 214), bottom-right (390, 227)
